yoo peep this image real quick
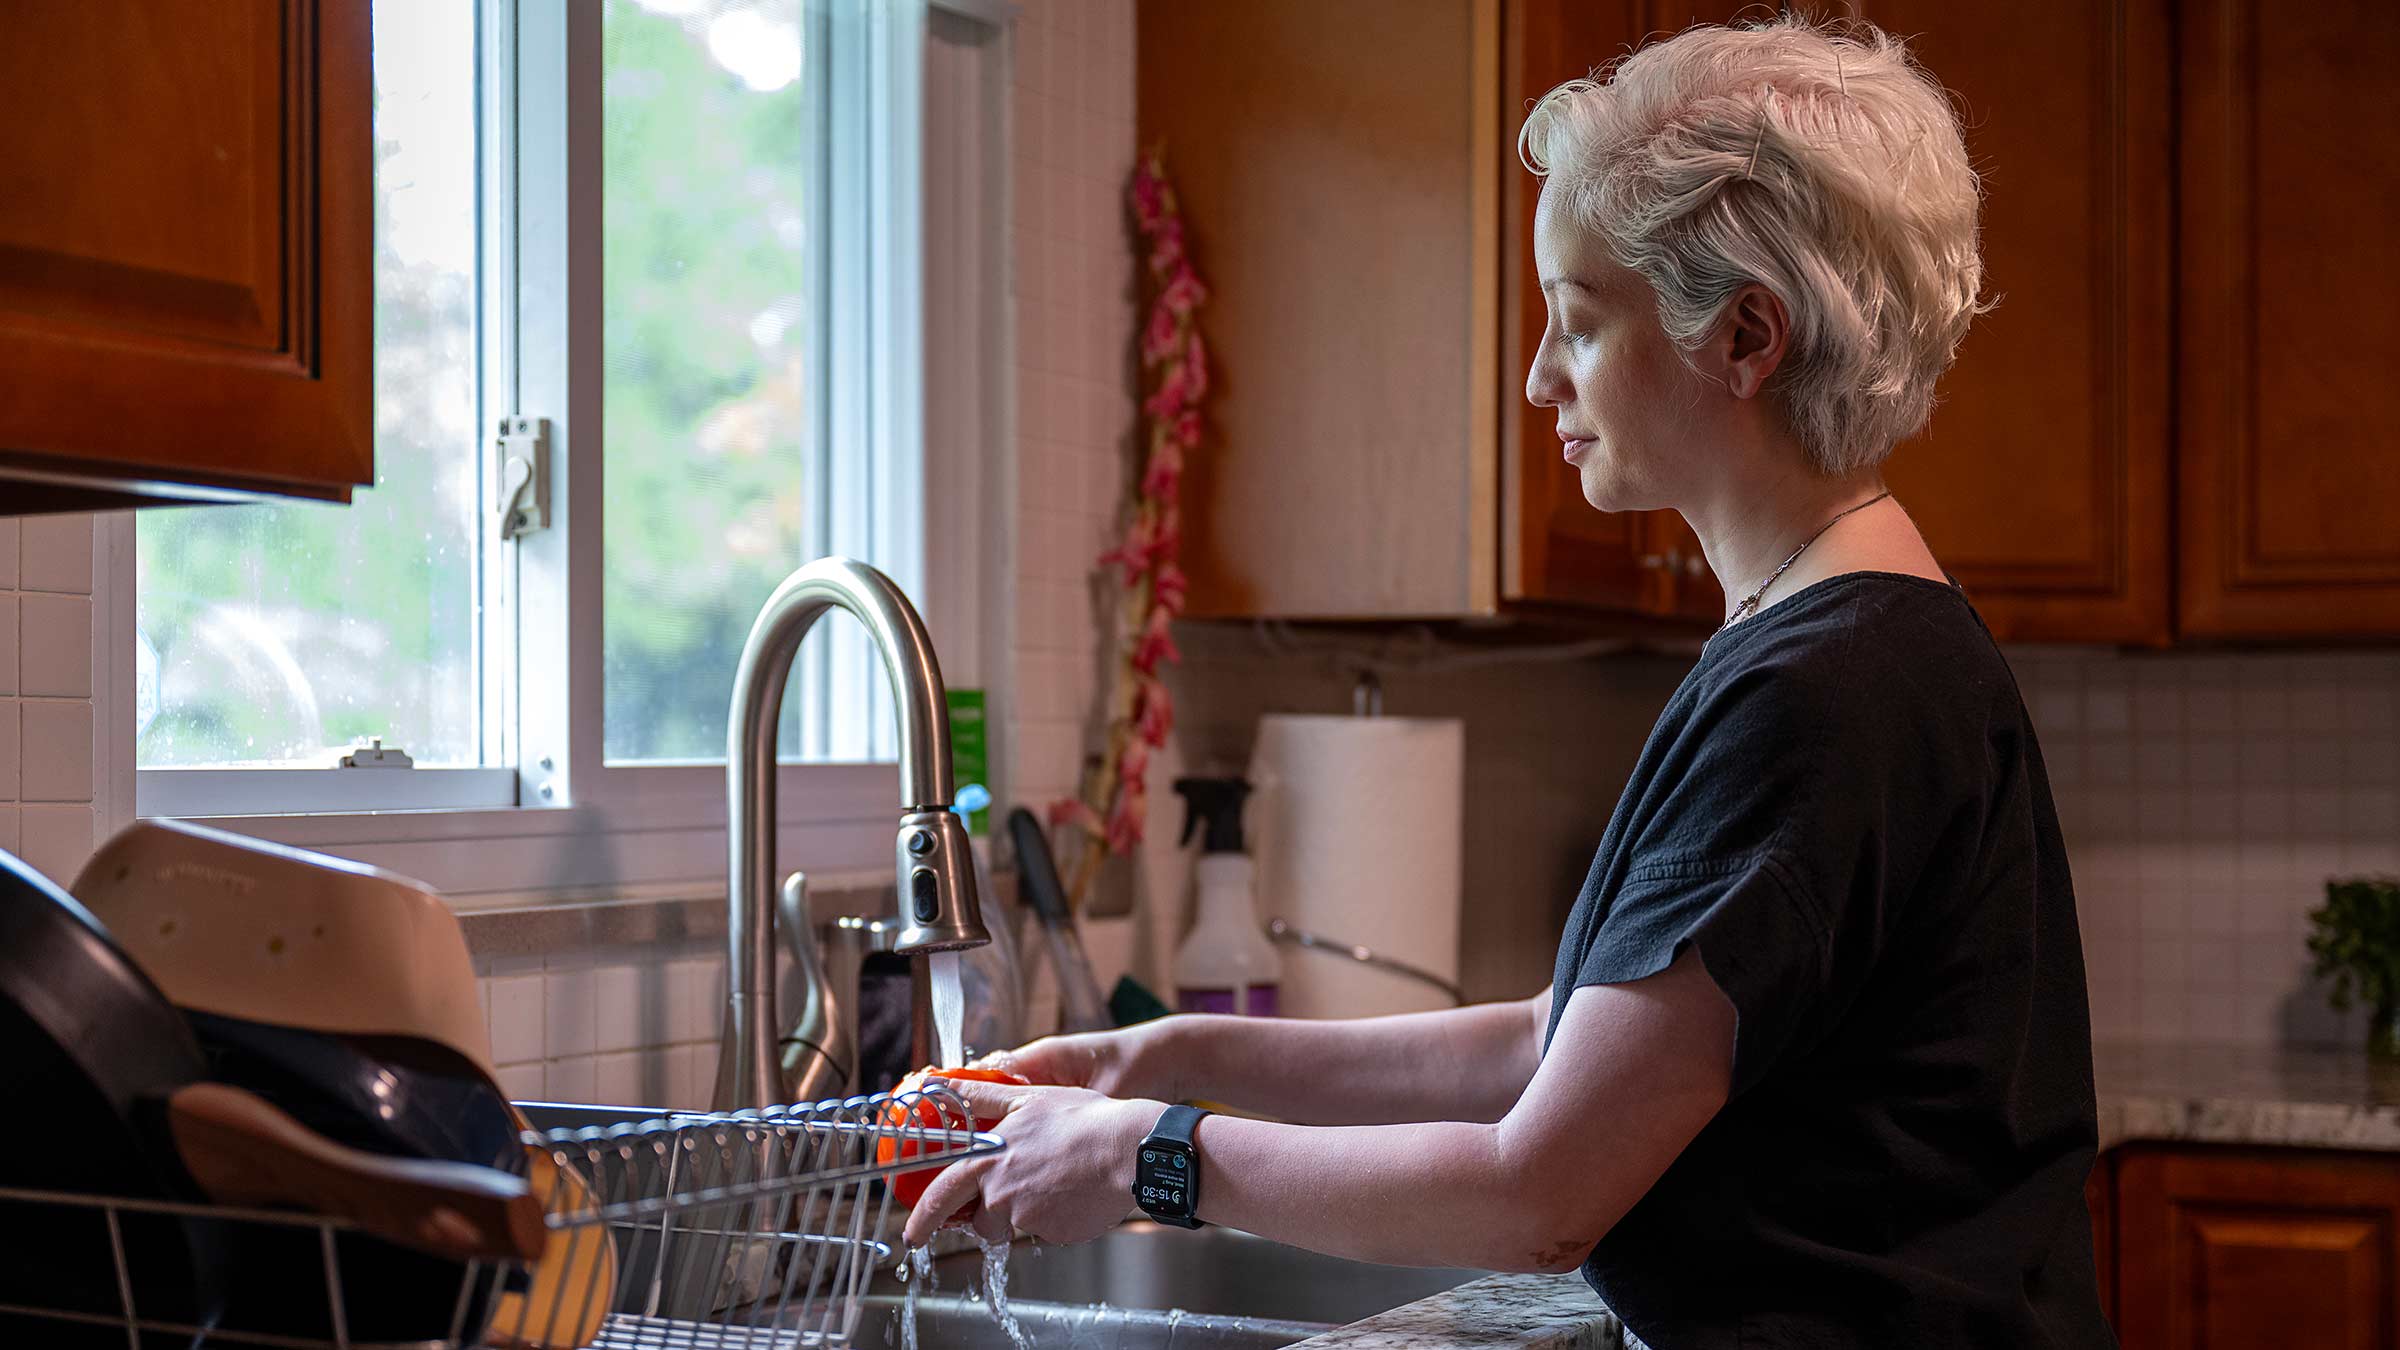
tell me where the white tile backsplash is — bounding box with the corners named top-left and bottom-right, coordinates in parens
top-left (593, 1050), bottom-right (645, 1109)
top-left (494, 1062), bottom-right (544, 1102)
top-left (541, 965), bottom-right (596, 1059)
top-left (1005, 0), bottom-right (1138, 816)
top-left (2015, 647), bottom-right (2400, 1048)
top-left (0, 515), bottom-right (98, 883)
top-left (20, 515), bottom-right (93, 593)
top-left (0, 595), bottom-right (17, 699)
top-left (542, 1055), bottom-right (596, 1104)
top-left (19, 700), bottom-right (92, 802)
top-left (18, 595), bottom-right (90, 698)
top-left (15, 802), bottom-right (94, 886)
top-left (487, 974), bottom-right (545, 1067)
top-left (666, 956), bottom-right (719, 1045)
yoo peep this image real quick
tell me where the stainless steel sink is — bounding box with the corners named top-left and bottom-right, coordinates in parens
top-left (854, 1293), bottom-right (1325, 1349)
top-left (515, 1106), bottom-right (1485, 1340)
top-left (901, 1222), bottom-right (1486, 1328)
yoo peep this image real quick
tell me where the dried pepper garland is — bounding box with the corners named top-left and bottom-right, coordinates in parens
top-left (1049, 150), bottom-right (1208, 907)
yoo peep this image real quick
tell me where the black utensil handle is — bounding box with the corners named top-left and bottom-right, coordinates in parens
top-left (1007, 807), bottom-right (1074, 924)
top-left (168, 1082), bottom-right (545, 1264)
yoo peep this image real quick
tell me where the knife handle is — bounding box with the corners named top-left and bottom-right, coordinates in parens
top-left (168, 1081), bottom-right (545, 1263)
top-left (1007, 807), bottom-right (1074, 923)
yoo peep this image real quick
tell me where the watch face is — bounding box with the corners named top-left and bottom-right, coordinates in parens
top-left (1135, 1141), bottom-right (1196, 1220)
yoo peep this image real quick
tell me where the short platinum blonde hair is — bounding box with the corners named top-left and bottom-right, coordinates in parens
top-left (1521, 16), bottom-right (1987, 474)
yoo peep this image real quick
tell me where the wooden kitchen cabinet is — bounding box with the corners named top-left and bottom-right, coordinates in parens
top-left (2175, 0), bottom-right (2400, 638)
top-left (1500, 0), bottom-right (1720, 623)
top-left (1642, 0), bottom-right (2176, 643)
top-left (0, 0), bottom-right (374, 514)
top-left (1146, 0), bottom-right (2173, 634)
top-left (1140, 0), bottom-right (1726, 624)
top-left (1145, 0), bottom-right (2393, 642)
top-left (1138, 0), bottom-right (1512, 620)
top-left (2112, 1145), bottom-right (2400, 1349)
top-left (1862, 0), bottom-right (2176, 645)
top-left (1141, 0), bottom-right (1715, 624)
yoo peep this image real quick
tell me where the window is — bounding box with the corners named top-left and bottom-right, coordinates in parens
top-left (598, 0), bottom-right (913, 765)
top-left (137, 0), bottom-right (484, 773)
top-left (133, 0), bottom-right (1000, 875)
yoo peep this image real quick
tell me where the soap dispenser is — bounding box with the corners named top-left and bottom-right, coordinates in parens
top-left (1170, 776), bottom-right (1283, 1016)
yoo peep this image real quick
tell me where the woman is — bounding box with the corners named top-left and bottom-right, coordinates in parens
top-left (907, 16), bottom-right (2112, 1347)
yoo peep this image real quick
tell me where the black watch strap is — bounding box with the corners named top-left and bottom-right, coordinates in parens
top-left (1151, 1103), bottom-right (1207, 1147)
top-left (1134, 1104), bottom-right (1209, 1229)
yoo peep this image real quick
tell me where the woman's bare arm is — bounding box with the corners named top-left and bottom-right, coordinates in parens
top-left (988, 987), bottom-right (1553, 1126)
top-left (908, 949), bottom-right (1732, 1271)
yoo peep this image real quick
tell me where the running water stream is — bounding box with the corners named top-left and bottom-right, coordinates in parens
top-left (898, 1246), bottom-right (932, 1350)
top-left (930, 950), bottom-right (966, 1070)
top-left (974, 1234), bottom-right (1033, 1350)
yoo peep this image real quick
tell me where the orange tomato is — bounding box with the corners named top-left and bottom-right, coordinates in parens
top-left (877, 1066), bottom-right (1028, 1209)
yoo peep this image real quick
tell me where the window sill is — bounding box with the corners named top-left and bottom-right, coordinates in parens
top-left (153, 762), bottom-right (906, 910)
top-left (452, 867), bottom-right (922, 963)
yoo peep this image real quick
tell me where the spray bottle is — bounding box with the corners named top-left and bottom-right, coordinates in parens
top-left (1170, 777), bottom-right (1282, 1016)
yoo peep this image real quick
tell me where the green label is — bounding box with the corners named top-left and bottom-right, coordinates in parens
top-left (947, 688), bottom-right (988, 834)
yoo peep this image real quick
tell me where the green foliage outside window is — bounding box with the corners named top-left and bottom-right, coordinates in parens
top-left (601, 0), bottom-right (822, 763)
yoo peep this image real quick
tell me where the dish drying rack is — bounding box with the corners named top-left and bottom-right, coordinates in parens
top-left (0, 1082), bottom-right (999, 1349)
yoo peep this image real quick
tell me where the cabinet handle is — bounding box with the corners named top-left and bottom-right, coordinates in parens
top-left (1638, 553), bottom-right (1670, 571)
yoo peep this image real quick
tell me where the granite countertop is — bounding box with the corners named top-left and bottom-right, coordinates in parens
top-left (1291, 1041), bottom-right (2400, 1350)
top-left (2094, 1039), bottom-right (2400, 1151)
top-left (1285, 1273), bottom-right (1628, 1350)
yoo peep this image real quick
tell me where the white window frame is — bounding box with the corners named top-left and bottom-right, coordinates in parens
top-left (115, 0), bottom-right (1015, 908)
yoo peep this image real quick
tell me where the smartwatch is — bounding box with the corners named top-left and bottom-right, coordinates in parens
top-left (1132, 1104), bottom-right (1208, 1229)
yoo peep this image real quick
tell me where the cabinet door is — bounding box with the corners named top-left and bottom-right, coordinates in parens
top-left (1861, 0), bottom-right (2174, 644)
top-left (2177, 0), bottom-right (2400, 637)
top-left (1144, 0), bottom-right (1500, 619)
top-left (1503, 0), bottom-right (2172, 641)
top-left (1499, 0), bottom-right (1703, 618)
top-left (2116, 1146), bottom-right (2399, 1350)
top-left (0, 0), bottom-right (373, 508)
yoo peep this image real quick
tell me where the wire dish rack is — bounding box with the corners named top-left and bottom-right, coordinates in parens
top-left (0, 1082), bottom-right (999, 1349)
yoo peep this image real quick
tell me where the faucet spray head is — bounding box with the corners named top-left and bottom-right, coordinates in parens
top-left (892, 807), bottom-right (991, 953)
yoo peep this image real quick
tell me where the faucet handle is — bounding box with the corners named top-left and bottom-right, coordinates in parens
top-left (823, 913), bottom-right (905, 953)
top-left (776, 872), bottom-right (815, 970)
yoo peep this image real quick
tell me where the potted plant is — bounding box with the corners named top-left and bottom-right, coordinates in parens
top-left (2307, 877), bottom-right (2400, 1059)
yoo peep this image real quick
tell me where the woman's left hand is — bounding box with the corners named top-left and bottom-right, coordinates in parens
top-left (900, 1077), bottom-right (1161, 1249)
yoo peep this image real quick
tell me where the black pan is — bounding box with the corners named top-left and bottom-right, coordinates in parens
top-left (189, 1012), bottom-right (525, 1179)
top-left (0, 847), bottom-right (228, 1348)
top-left (188, 1011), bottom-right (528, 1342)
top-left (0, 849), bottom-right (541, 1348)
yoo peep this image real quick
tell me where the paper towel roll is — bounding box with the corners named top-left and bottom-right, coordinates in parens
top-left (1248, 714), bottom-right (1463, 1019)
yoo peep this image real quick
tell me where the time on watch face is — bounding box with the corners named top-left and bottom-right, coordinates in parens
top-left (1134, 1142), bottom-right (1195, 1219)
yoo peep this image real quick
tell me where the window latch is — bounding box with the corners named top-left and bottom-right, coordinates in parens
top-left (495, 416), bottom-right (553, 541)
top-left (338, 738), bottom-right (415, 770)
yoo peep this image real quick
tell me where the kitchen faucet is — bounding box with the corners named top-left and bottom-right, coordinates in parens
top-left (714, 557), bottom-right (991, 1111)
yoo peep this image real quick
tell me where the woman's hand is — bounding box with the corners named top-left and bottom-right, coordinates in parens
top-left (973, 1021), bottom-right (1174, 1100)
top-left (899, 1077), bottom-right (1158, 1249)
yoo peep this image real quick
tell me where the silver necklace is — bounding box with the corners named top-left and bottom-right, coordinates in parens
top-left (1717, 490), bottom-right (1893, 633)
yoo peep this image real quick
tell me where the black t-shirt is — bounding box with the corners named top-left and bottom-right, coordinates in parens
top-left (1546, 572), bottom-right (2113, 1349)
